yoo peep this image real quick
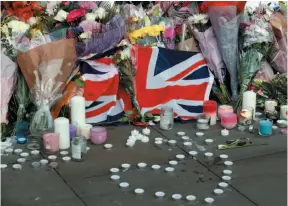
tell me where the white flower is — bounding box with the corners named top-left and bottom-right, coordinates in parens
top-left (27, 17), bottom-right (38, 26)
top-left (188, 14), bottom-right (209, 24)
top-left (1, 24), bottom-right (9, 36)
top-left (85, 13), bottom-right (96, 20)
top-left (54, 10), bottom-right (68, 22)
top-left (246, 5), bottom-right (255, 14)
top-left (79, 31), bottom-right (92, 39)
top-left (95, 7), bottom-right (106, 20)
top-left (120, 48), bottom-right (130, 60)
top-left (7, 20), bottom-right (29, 34)
top-left (46, 1), bottom-right (60, 16)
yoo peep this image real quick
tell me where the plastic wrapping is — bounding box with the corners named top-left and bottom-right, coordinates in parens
top-left (208, 6), bottom-right (241, 101)
top-left (120, 4), bottom-right (145, 32)
top-left (17, 39), bottom-right (77, 136)
top-left (76, 15), bottom-right (126, 57)
top-left (254, 61), bottom-right (275, 82)
top-left (1, 53), bottom-right (17, 124)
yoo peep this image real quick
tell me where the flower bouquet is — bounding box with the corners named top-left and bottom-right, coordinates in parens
top-left (17, 39), bottom-right (77, 146)
top-left (128, 25), bottom-right (166, 46)
top-left (187, 13), bottom-right (230, 103)
top-left (120, 4), bottom-right (145, 32)
top-left (268, 12), bottom-right (287, 73)
top-left (208, 3), bottom-right (244, 101)
top-left (236, 13), bottom-right (274, 109)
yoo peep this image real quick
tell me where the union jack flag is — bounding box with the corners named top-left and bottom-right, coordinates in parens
top-left (81, 46), bottom-right (214, 123)
top-left (133, 45), bottom-right (214, 120)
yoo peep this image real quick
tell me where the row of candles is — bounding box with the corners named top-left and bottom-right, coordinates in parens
top-left (195, 91), bottom-right (287, 136)
top-left (43, 96), bottom-right (107, 158)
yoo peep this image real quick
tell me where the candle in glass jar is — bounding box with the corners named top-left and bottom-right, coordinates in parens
top-left (203, 100), bottom-right (217, 125)
top-left (69, 124), bottom-right (77, 140)
top-left (90, 127), bottom-right (107, 144)
top-left (43, 133), bottom-right (59, 153)
top-left (221, 113), bottom-right (237, 129)
top-left (237, 106), bottom-right (253, 127)
top-left (259, 120), bottom-right (272, 136)
top-left (197, 114), bottom-right (210, 130)
top-left (54, 117), bottom-right (70, 150)
top-left (242, 91), bottom-right (256, 118)
top-left (79, 124), bottom-right (92, 139)
top-left (218, 105), bottom-right (233, 119)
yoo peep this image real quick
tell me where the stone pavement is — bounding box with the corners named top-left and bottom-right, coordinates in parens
top-left (1, 123), bottom-right (287, 206)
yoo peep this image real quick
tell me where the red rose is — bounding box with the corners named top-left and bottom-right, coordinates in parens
top-left (67, 9), bottom-right (86, 23)
top-left (62, 1), bottom-right (69, 6)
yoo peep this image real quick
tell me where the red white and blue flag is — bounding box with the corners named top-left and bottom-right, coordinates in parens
top-left (81, 46), bottom-right (214, 123)
top-left (133, 45), bottom-right (214, 120)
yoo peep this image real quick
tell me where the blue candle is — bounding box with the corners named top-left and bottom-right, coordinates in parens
top-left (259, 120), bottom-right (272, 136)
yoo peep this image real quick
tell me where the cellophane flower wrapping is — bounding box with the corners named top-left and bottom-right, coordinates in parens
top-left (1, 53), bottom-right (17, 124)
top-left (120, 4), bottom-right (145, 32)
top-left (254, 61), bottom-right (275, 82)
top-left (236, 13), bottom-right (273, 108)
top-left (268, 13), bottom-right (287, 73)
top-left (76, 15), bottom-right (126, 57)
top-left (208, 6), bottom-right (241, 101)
top-left (14, 72), bottom-right (31, 123)
top-left (17, 39), bottom-right (76, 136)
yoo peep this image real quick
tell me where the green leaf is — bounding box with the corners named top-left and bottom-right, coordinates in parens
top-left (74, 79), bottom-right (85, 88)
top-left (152, 6), bottom-right (160, 16)
top-left (119, 116), bottom-right (129, 122)
top-left (144, 112), bottom-right (153, 118)
top-left (141, 117), bottom-right (146, 124)
top-left (124, 110), bottom-right (133, 116)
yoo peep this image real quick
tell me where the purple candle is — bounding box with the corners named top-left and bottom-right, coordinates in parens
top-left (69, 124), bottom-right (77, 140)
top-left (90, 127), bottom-right (107, 145)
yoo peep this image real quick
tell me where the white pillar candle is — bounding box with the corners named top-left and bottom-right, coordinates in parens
top-left (242, 91), bottom-right (256, 118)
top-left (54, 117), bottom-right (70, 150)
top-left (265, 100), bottom-right (277, 113)
top-left (70, 96), bottom-right (86, 131)
top-left (280, 105), bottom-right (288, 120)
top-left (79, 124), bottom-right (92, 139)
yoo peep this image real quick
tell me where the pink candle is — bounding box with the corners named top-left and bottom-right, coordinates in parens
top-left (90, 127), bottom-right (107, 145)
top-left (218, 105), bottom-right (233, 119)
top-left (221, 113), bottom-right (237, 129)
top-left (43, 133), bottom-right (59, 153)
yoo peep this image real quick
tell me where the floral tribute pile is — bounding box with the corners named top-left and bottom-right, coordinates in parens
top-left (1, 1), bottom-right (287, 138)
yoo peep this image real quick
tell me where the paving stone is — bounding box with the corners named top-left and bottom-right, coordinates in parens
top-left (1, 164), bottom-right (85, 206)
top-left (207, 152), bottom-right (287, 206)
top-left (67, 158), bottom-right (255, 206)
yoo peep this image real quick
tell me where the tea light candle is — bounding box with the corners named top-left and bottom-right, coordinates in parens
top-left (155, 191), bottom-right (165, 198)
top-left (151, 164), bottom-right (161, 170)
top-left (134, 188), bottom-right (144, 195)
top-left (242, 91), bottom-right (256, 118)
top-left (54, 117), bottom-right (70, 150)
top-left (69, 124), bottom-right (77, 140)
top-left (218, 105), bottom-right (233, 119)
top-left (90, 127), bottom-right (107, 144)
top-left (70, 96), bottom-right (86, 131)
top-left (259, 120), bottom-right (273, 136)
top-left (221, 113), bottom-right (237, 129)
top-left (79, 124), bottom-right (92, 140)
top-left (43, 133), bottom-right (59, 153)
top-left (221, 129), bottom-right (229, 136)
top-left (280, 105), bottom-right (288, 120)
top-left (203, 100), bottom-right (217, 125)
top-left (172, 194), bottom-right (182, 200)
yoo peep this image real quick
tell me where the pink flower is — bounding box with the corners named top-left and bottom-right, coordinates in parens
top-left (79, 1), bottom-right (97, 10)
top-left (257, 90), bottom-right (264, 96)
top-left (164, 27), bottom-right (175, 39)
top-left (62, 1), bottom-right (69, 6)
top-left (67, 9), bottom-right (86, 22)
